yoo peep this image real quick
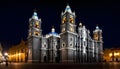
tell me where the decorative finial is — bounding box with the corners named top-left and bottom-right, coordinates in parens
top-left (96, 24), bottom-right (99, 30)
top-left (32, 9), bottom-right (38, 20)
top-left (79, 21), bottom-right (82, 27)
top-left (52, 25), bottom-right (55, 32)
top-left (65, 3), bottom-right (72, 13)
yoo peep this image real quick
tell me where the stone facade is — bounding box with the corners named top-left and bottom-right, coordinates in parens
top-left (27, 5), bottom-right (103, 63)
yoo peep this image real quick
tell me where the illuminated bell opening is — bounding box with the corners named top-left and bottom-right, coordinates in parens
top-left (62, 17), bottom-right (66, 24)
top-left (34, 31), bottom-right (39, 36)
top-left (62, 28), bottom-right (65, 32)
top-left (35, 25), bottom-right (39, 28)
top-left (70, 27), bottom-right (73, 32)
top-left (70, 17), bottom-right (73, 23)
top-left (36, 22), bottom-right (39, 25)
top-left (35, 22), bottom-right (39, 28)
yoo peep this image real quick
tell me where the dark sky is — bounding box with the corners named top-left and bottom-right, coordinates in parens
top-left (0, 0), bottom-right (115, 51)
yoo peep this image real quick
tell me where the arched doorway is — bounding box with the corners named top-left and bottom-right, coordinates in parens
top-left (55, 56), bottom-right (60, 63)
top-left (116, 58), bottom-right (118, 62)
top-left (44, 56), bottom-right (47, 63)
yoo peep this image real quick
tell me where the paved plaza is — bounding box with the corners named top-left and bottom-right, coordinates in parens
top-left (0, 62), bottom-right (120, 69)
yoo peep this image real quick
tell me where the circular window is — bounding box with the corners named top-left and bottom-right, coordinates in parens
top-left (62, 43), bottom-right (65, 47)
top-left (44, 44), bottom-right (46, 47)
top-left (70, 43), bottom-right (73, 47)
top-left (63, 44), bottom-right (65, 47)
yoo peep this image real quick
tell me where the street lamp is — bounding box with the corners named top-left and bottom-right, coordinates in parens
top-left (4, 53), bottom-right (8, 56)
top-left (4, 52), bottom-right (9, 66)
top-left (4, 52), bottom-right (8, 61)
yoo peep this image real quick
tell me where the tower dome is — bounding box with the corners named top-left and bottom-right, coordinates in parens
top-left (49, 26), bottom-right (58, 36)
top-left (32, 11), bottom-right (38, 20)
top-left (64, 4), bottom-right (72, 13)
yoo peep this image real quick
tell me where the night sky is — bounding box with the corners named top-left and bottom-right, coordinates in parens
top-left (0, 0), bottom-right (115, 51)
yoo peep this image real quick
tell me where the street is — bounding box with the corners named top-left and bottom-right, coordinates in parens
top-left (0, 62), bottom-right (120, 69)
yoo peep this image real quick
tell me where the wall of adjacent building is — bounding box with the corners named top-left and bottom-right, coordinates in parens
top-left (0, 44), bottom-right (3, 62)
top-left (8, 40), bottom-right (28, 62)
top-left (103, 48), bottom-right (120, 62)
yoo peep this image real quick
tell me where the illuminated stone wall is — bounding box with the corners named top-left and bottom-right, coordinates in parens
top-left (8, 39), bottom-right (28, 62)
top-left (0, 44), bottom-right (3, 62)
top-left (103, 48), bottom-right (120, 62)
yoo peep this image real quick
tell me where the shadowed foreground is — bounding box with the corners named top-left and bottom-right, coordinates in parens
top-left (0, 62), bottom-right (120, 69)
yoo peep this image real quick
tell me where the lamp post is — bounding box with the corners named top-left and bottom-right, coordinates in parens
top-left (4, 52), bottom-right (8, 66)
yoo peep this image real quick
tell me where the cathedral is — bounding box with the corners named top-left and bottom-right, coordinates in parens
top-left (27, 5), bottom-right (103, 63)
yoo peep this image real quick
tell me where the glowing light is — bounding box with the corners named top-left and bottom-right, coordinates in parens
top-left (114, 53), bottom-right (120, 56)
top-left (4, 52), bottom-right (8, 56)
top-left (62, 16), bottom-right (66, 24)
top-left (69, 17), bottom-right (74, 23)
top-left (62, 28), bottom-right (65, 32)
top-left (18, 53), bottom-right (21, 56)
top-left (34, 31), bottom-right (39, 36)
top-left (109, 53), bottom-right (112, 57)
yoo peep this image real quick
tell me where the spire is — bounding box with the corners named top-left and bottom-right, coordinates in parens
top-left (79, 22), bottom-right (82, 27)
top-left (93, 24), bottom-right (102, 33)
top-left (65, 4), bottom-right (72, 13)
top-left (95, 24), bottom-right (100, 30)
top-left (51, 26), bottom-right (55, 32)
top-left (32, 10), bottom-right (38, 20)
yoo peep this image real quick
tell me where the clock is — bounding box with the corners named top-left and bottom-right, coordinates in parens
top-left (62, 16), bottom-right (66, 24)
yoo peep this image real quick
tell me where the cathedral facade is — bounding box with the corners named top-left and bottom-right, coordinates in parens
top-left (27, 5), bottom-right (103, 63)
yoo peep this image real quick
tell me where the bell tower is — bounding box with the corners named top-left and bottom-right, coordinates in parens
top-left (93, 26), bottom-right (102, 42)
top-left (28, 11), bottom-right (42, 62)
top-left (60, 4), bottom-right (77, 63)
top-left (93, 25), bottom-right (103, 62)
top-left (61, 4), bottom-right (76, 33)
